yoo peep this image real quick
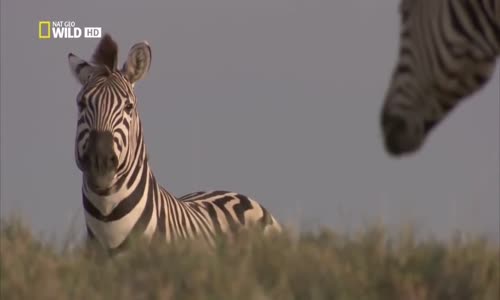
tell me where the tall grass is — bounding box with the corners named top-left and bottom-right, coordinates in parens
top-left (1, 216), bottom-right (498, 300)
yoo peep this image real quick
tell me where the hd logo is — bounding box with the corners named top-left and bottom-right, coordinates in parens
top-left (38, 21), bottom-right (102, 39)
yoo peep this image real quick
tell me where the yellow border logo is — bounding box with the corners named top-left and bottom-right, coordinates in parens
top-left (39, 21), bottom-right (51, 39)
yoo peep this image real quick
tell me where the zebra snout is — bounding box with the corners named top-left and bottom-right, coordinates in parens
top-left (84, 131), bottom-right (118, 175)
top-left (381, 111), bottom-right (422, 157)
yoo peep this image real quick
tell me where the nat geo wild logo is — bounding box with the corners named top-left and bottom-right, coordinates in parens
top-left (38, 20), bottom-right (102, 39)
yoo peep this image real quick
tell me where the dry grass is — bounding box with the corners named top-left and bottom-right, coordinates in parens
top-left (1, 216), bottom-right (498, 300)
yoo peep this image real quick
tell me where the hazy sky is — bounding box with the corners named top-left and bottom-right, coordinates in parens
top-left (1, 0), bottom-right (498, 241)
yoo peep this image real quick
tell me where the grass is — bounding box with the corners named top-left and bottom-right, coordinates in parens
top-left (0, 216), bottom-right (498, 300)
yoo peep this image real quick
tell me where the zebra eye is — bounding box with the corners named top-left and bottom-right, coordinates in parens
top-left (124, 102), bottom-right (134, 113)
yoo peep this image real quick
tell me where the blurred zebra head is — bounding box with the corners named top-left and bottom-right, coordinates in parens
top-left (68, 34), bottom-right (152, 190)
top-left (381, 0), bottom-right (499, 157)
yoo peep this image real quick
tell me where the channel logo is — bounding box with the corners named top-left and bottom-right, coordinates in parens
top-left (38, 20), bottom-right (102, 39)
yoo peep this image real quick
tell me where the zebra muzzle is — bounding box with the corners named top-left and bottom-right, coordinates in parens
top-left (381, 111), bottom-right (424, 156)
top-left (83, 131), bottom-right (118, 186)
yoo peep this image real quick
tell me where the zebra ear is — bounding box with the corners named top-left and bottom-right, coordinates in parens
top-left (68, 53), bottom-right (95, 85)
top-left (122, 41), bottom-right (151, 85)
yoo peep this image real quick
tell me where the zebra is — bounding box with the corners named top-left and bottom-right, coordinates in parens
top-left (67, 34), bottom-right (281, 254)
top-left (380, 0), bottom-right (500, 156)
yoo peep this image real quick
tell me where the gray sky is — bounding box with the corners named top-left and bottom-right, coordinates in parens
top-left (1, 0), bottom-right (498, 242)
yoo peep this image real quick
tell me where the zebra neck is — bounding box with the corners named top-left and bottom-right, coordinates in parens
top-left (82, 157), bottom-right (160, 249)
top-left (82, 160), bottom-right (152, 214)
top-left (83, 123), bottom-right (184, 249)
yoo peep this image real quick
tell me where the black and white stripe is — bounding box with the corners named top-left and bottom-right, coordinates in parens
top-left (381, 0), bottom-right (500, 156)
top-left (68, 34), bottom-right (281, 253)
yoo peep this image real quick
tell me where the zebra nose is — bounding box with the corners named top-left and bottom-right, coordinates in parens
top-left (381, 110), bottom-right (425, 156)
top-left (85, 131), bottom-right (118, 174)
top-left (381, 111), bottom-right (410, 156)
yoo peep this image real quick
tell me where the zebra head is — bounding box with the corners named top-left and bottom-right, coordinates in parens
top-left (381, 0), bottom-right (500, 157)
top-left (380, 0), bottom-right (439, 156)
top-left (68, 34), bottom-right (152, 191)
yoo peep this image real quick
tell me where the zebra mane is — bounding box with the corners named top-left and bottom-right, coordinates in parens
top-left (92, 33), bottom-right (118, 74)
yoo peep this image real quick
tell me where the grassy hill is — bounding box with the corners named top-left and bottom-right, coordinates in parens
top-left (1, 217), bottom-right (498, 300)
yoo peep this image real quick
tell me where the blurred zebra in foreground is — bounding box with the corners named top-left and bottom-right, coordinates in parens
top-left (68, 34), bottom-right (281, 254)
top-left (381, 0), bottom-right (499, 156)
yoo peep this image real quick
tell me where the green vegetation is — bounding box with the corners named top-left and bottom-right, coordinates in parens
top-left (1, 217), bottom-right (498, 300)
